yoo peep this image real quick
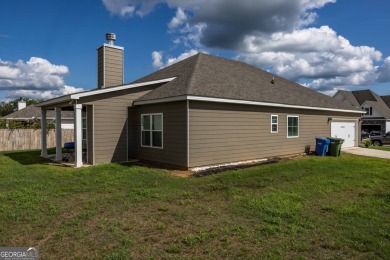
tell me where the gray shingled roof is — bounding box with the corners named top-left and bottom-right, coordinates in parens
top-left (381, 95), bottom-right (390, 108)
top-left (2, 105), bottom-right (74, 120)
top-left (350, 90), bottom-right (390, 119)
top-left (133, 53), bottom-right (361, 111)
top-left (352, 90), bottom-right (376, 105)
top-left (335, 90), bottom-right (360, 107)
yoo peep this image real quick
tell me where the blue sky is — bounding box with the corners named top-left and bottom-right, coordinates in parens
top-left (0, 0), bottom-right (389, 101)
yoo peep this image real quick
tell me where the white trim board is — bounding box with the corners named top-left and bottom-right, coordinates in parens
top-left (36, 77), bottom-right (176, 107)
top-left (134, 95), bottom-right (364, 114)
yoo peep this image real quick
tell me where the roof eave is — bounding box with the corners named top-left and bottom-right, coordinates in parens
top-left (134, 95), bottom-right (364, 114)
top-left (35, 77), bottom-right (176, 108)
top-left (35, 95), bottom-right (73, 108)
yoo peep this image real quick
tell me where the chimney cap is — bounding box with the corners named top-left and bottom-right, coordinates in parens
top-left (106, 33), bottom-right (116, 45)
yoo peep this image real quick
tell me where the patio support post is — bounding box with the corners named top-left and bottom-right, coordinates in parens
top-left (55, 107), bottom-right (62, 161)
top-left (74, 104), bottom-right (83, 167)
top-left (41, 109), bottom-right (47, 157)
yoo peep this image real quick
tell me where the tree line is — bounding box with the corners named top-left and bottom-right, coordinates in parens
top-left (0, 97), bottom-right (55, 129)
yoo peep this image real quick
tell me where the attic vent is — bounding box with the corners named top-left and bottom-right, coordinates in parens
top-left (271, 77), bottom-right (275, 84)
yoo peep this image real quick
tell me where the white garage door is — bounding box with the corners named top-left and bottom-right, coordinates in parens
top-left (331, 122), bottom-right (356, 148)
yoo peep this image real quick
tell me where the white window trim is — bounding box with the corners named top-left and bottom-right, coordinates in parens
top-left (287, 115), bottom-right (299, 138)
top-left (141, 113), bottom-right (163, 149)
top-left (271, 115), bottom-right (278, 133)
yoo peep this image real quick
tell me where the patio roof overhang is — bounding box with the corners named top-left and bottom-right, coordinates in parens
top-left (35, 77), bottom-right (176, 109)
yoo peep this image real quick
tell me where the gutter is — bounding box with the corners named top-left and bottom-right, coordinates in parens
top-left (134, 95), bottom-right (364, 114)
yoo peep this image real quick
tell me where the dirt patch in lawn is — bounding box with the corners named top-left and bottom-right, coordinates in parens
top-left (125, 153), bottom-right (312, 178)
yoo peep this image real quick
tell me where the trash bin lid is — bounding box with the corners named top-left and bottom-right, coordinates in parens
top-left (327, 137), bottom-right (344, 143)
top-left (316, 137), bottom-right (330, 143)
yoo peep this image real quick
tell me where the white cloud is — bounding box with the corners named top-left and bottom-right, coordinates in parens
top-left (102, 0), bottom-right (135, 18)
top-left (172, 23), bottom-right (206, 48)
top-left (168, 8), bottom-right (187, 30)
top-left (151, 49), bottom-right (201, 69)
top-left (103, 0), bottom-right (390, 92)
top-left (236, 26), bottom-right (382, 91)
top-left (377, 56), bottom-right (390, 83)
top-left (151, 51), bottom-right (163, 68)
top-left (0, 57), bottom-right (84, 101)
top-left (103, 0), bottom-right (337, 47)
top-left (166, 49), bottom-right (200, 66)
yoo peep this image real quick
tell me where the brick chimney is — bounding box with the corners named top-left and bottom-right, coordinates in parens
top-left (97, 33), bottom-right (124, 89)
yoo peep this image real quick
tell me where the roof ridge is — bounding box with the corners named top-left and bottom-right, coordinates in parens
top-left (186, 53), bottom-right (203, 93)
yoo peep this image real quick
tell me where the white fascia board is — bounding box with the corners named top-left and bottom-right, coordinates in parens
top-left (134, 95), bottom-right (364, 114)
top-left (35, 95), bottom-right (72, 107)
top-left (71, 77), bottom-right (176, 99)
top-left (36, 77), bottom-right (176, 107)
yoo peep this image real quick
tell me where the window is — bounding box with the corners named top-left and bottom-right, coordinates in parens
top-left (363, 107), bottom-right (372, 116)
top-left (287, 116), bottom-right (299, 138)
top-left (141, 113), bottom-right (163, 148)
top-left (271, 115), bottom-right (278, 133)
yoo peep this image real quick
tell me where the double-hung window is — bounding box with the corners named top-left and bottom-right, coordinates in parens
top-left (271, 115), bottom-right (278, 133)
top-left (141, 113), bottom-right (163, 148)
top-left (287, 116), bottom-right (299, 138)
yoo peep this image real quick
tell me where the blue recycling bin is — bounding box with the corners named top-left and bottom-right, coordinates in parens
top-left (315, 137), bottom-right (330, 156)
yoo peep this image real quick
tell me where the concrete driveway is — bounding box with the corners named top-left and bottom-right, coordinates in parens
top-left (342, 147), bottom-right (390, 159)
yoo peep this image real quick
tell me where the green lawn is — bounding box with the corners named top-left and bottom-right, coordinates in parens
top-left (369, 145), bottom-right (390, 152)
top-left (0, 150), bottom-right (389, 259)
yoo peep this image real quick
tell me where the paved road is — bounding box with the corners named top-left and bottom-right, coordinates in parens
top-left (342, 147), bottom-right (390, 159)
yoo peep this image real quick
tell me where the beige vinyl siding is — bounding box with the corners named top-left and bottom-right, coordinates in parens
top-left (81, 85), bottom-right (158, 164)
top-left (97, 45), bottom-right (123, 89)
top-left (97, 47), bottom-right (104, 88)
top-left (86, 105), bottom-right (94, 165)
top-left (189, 101), bottom-right (359, 167)
top-left (129, 101), bottom-right (187, 168)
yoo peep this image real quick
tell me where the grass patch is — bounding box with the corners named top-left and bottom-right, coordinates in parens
top-left (0, 149), bottom-right (389, 258)
top-left (368, 145), bottom-right (390, 151)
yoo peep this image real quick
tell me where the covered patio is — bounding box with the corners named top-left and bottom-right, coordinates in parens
top-left (40, 103), bottom-right (86, 167)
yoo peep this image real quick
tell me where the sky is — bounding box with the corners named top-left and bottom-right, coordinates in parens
top-left (0, 0), bottom-right (389, 101)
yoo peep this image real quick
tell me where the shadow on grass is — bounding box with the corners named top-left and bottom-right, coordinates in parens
top-left (3, 148), bottom-right (55, 165)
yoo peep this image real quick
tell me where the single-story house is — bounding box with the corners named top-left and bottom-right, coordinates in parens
top-left (37, 51), bottom-right (362, 168)
top-left (2, 103), bottom-right (74, 129)
top-left (333, 89), bottom-right (390, 134)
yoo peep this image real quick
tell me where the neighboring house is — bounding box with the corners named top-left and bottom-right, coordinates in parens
top-left (334, 89), bottom-right (390, 134)
top-left (37, 49), bottom-right (362, 168)
top-left (2, 104), bottom-right (74, 129)
top-left (381, 95), bottom-right (390, 109)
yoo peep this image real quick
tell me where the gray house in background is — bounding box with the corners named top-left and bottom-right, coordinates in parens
top-left (36, 37), bottom-right (362, 168)
top-left (2, 103), bottom-right (74, 129)
top-left (334, 89), bottom-right (390, 134)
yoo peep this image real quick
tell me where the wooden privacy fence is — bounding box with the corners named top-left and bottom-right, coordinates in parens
top-left (0, 129), bottom-right (74, 151)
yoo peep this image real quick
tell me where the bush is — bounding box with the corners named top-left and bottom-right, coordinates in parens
top-left (0, 119), bottom-right (55, 130)
top-left (362, 138), bottom-right (372, 148)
